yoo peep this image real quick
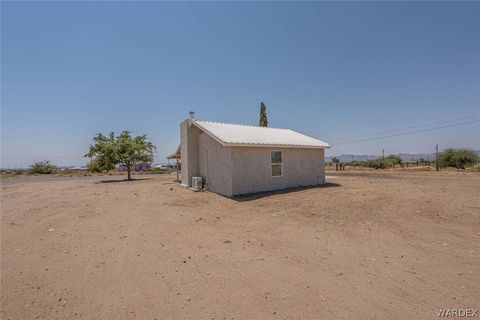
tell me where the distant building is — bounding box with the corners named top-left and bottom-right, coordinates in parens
top-left (153, 164), bottom-right (177, 169)
top-left (118, 162), bottom-right (151, 172)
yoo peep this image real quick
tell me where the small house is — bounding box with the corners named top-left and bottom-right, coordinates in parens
top-left (173, 112), bottom-right (330, 197)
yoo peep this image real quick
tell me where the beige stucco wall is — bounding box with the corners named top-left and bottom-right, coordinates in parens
top-left (180, 120), bottom-right (200, 187)
top-left (231, 147), bottom-right (325, 196)
top-left (198, 132), bottom-right (233, 196)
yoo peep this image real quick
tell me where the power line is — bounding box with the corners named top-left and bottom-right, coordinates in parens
top-left (334, 119), bottom-right (480, 146)
top-left (330, 113), bottom-right (480, 144)
top-left (363, 114), bottom-right (478, 136)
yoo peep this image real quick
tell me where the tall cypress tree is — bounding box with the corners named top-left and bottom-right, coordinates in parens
top-left (259, 102), bottom-right (268, 127)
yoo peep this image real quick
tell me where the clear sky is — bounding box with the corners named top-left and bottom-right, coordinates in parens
top-left (1, 1), bottom-right (479, 168)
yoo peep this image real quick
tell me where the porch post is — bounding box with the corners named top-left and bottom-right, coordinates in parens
top-left (176, 157), bottom-right (179, 182)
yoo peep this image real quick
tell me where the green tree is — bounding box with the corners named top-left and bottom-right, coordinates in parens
top-left (87, 157), bottom-right (115, 173)
top-left (29, 160), bottom-right (57, 174)
top-left (385, 155), bottom-right (402, 166)
top-left (331, 157), bottom-right (340, 164)
top-left (85, 131), bottom-right (156, 180)
top-left (259, 102), bottom-right (268, 127)
top-left (436, 148), bottom-right (478, 169)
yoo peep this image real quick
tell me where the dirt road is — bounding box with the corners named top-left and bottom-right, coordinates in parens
top-left (1, 171), bottom-right (479, 319)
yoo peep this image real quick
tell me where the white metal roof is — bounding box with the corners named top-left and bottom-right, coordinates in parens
top-left (192, 120), bottom-right (330, 149)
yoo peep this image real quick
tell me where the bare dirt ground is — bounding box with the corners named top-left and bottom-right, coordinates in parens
top-left (1, 171), bottom-right (479, 320)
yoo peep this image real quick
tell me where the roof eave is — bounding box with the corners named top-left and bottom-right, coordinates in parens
top-left (166, 145), bottom-right (181, 159)
top-left (190, 120), bottom-right (228, 146)
top-left (224, 143), bottom-right (331, 149)
top-left (167, 153), bottom-right (180, 160)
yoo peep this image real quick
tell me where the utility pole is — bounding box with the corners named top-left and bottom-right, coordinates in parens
top-left (435, 144), bottom-right (439, 171)
top-left (382, 148), bottom-right (385, 160)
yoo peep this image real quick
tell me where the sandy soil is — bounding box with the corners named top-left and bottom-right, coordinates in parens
top-left (1, 171), bottom-right (479, 320)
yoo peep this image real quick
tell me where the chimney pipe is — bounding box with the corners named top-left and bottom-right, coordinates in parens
top-left (189, 111), bottom-right (195, 120)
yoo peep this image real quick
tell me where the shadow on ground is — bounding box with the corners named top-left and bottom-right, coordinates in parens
top-left (231, 182), bottom-right (342, 202)
top-left (96, 178), bottom-right (153, 184)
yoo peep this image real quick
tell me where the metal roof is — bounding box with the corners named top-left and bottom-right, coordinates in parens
top-left (192, 120), bottom-right (330, 149)
top-left (167, 145), bottom-right (180, 159)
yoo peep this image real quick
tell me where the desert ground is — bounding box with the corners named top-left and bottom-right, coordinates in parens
top-left (1, 171), bottom-right (479, 320)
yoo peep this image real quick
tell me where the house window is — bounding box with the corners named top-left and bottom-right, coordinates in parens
top-left (271, 151), bottom-right (282, 177)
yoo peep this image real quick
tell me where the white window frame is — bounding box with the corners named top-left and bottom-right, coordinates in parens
top-left (271, 150), bottom-right (283, 177)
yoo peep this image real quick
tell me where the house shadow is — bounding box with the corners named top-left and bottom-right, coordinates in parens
top-left (231, 182), bottom-right (342, 202)
top-left (96, 178), bottom-right (153, 184)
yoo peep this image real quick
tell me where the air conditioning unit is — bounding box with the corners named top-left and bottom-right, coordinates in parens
top-left (192, 177), bottom-right (203, 190)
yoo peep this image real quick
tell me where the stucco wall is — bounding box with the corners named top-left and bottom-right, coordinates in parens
top-left (198, 133), bottom-right (233, 196)
top-left (230, 147), bottom-right (325, 196)
top-left (180, 120), bottom-right (200, 187)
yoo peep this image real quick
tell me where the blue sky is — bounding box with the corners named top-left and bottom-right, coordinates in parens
top-left (1, 1), bottom-right (479, 168)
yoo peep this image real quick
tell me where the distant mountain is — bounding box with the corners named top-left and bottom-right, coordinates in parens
top-left (326, 150), bottom-right (480, 163)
